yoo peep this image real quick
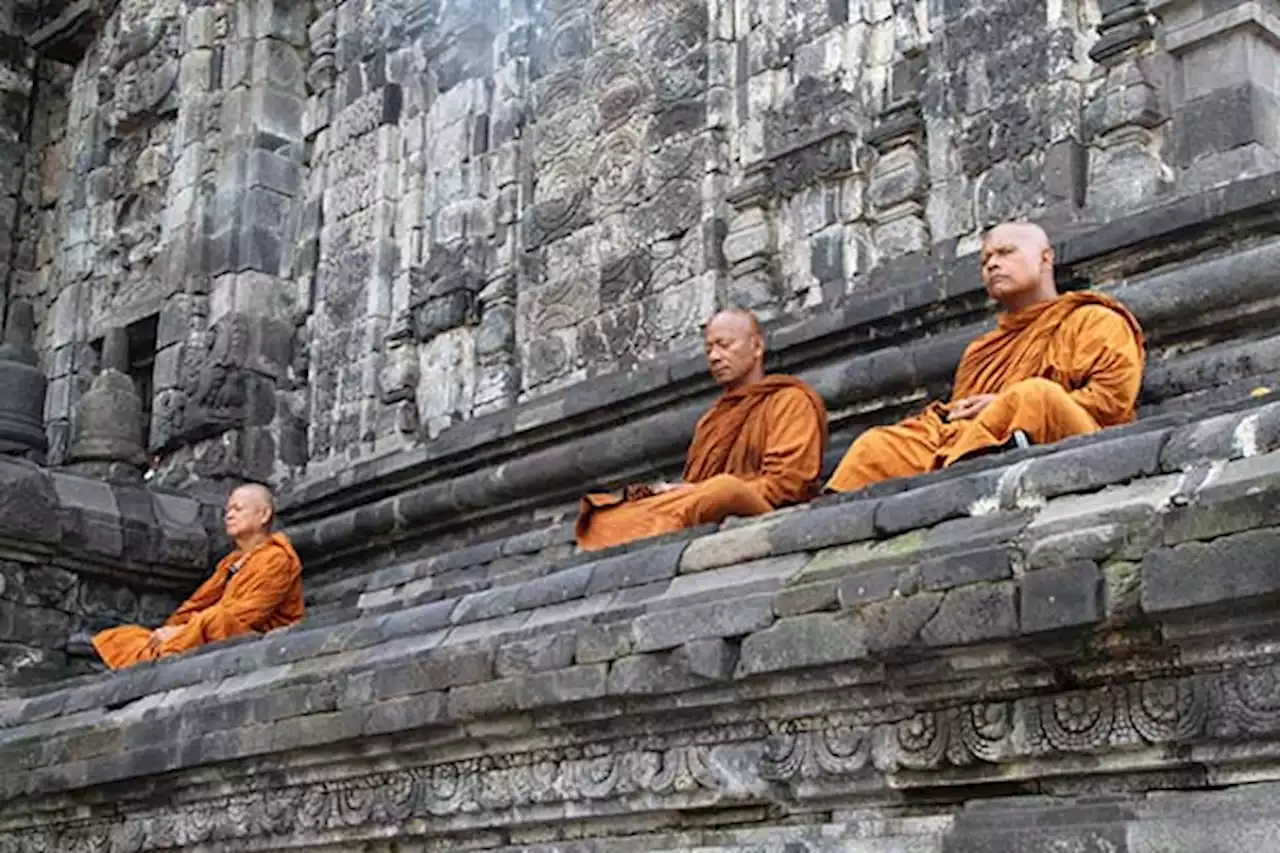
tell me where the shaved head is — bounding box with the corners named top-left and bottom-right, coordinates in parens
top-left (985, 221), bottom-right (1051, 250)
top-left (979, 220), bottom-right (1058, 311)
top-left (706, 308), bottom-right (763, 337)
top-left (225, 483), bottom-right (275, 541)
top-left (704, 308), bottom-right (766, 390)
top-left (231, 483), bottom-right (274, 512)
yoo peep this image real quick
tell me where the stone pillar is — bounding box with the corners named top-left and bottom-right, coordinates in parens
top-left (0, 301), bottom-right (48, 460)
top-left (1154, 0), bottom-right (1280, 189)
top-left (723, 166), bottom-right (782, 313)
top-left (0, 9), bottom-right (34, 326)
top-left (1084, 0), bottom-right (1172, 216)
top-left (866, 55), bottom-right (930, 260)
top-left (167, 0), bottom-right (308, 487)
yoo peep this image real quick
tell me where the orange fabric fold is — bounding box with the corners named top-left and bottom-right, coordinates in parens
top-left (576, 375), bottom-right (828, 551)
top-left (92, 532), bottom-right (305, 670)
top-left (827, 291), bottom-right (1145, 492)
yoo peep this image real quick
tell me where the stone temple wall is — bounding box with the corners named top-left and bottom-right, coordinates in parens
top-left (8, 0), bottom-right (1278, 503)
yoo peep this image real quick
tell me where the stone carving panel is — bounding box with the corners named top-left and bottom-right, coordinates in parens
top-left (517, 0), bottom-right (713, 396)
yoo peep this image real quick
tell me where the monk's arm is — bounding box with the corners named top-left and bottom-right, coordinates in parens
top-left (180, 550), bottom-right (301, 642)
top-left (740, 389), bottom-right (825, 506)
top-left (1062, 307), bottom-right (1144, 427)
top-left (162, 564), bottom-right (230, 627)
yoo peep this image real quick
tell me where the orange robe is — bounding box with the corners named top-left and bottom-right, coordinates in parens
top-left (92, 532), bottom-right (304, 670)
top-left (576, 375), bottom-right (828, 551)
top-left (827, 291), bottom-right (1145, 493)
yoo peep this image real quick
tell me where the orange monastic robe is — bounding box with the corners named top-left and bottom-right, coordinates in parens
top-left (576, 375), bottom-right (828, 551)
top-left (92, 532), bottom-right (305, 670)
top-left (827, 291), bottom-right (1145, 492)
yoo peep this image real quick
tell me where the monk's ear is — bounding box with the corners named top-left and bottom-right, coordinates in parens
top-left (1041, 245), bottom-right (1055, 270)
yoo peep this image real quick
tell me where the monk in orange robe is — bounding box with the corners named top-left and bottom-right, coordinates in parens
top-left (576, 309), bottom-right (828, 551)
top-left (827, 221), bottom-right (1145, 493)
top-left (92, 484), bottom-right (304, 669)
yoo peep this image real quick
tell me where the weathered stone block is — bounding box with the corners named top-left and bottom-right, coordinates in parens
top-left (857, 592), bottom-right (944, 654)
top-left (836, 565), bottom-right (904, 607)
top-left (917, 547), bottom-right (1012, 591)
top-left (495, 632), bottom-right (576, 677)
top-left (1163, 452), bottom-right (1280, 545)
top-left (680, 525), bottom-right (774, 573)
top-left (585, 543), bottom-right (686, 595)
top-left (735, 613), bottom-right (867, 677)
top-left (517, 664), bottom-right (609, 709)
top-left (875, 471), bottom-right (1002, 535)
top-left (1019, 430), bottom-right (1168, 499)
top-left (1021, 561), bottom-right (1102, 634)
top-left (607, 650), bottom-right (710, 696)
top-left (446, 678), bottom-right (521, 719)
top-left (766, 499), bottom-right (879, 554)
top-left (1143, 528), bottom-right (1280, 613)
top-left (677, 638), bottom-right (738, 681)
top-left (575, 622), bottom-right (633, 663)
top-left (919, 582), bottom-right (1017, 647)
top-left (364, 692), bottom-right (447, 736)
top-left (369, 646), bottom-right (493, 699)
top-left (632, 594), bottom-right (775, 652)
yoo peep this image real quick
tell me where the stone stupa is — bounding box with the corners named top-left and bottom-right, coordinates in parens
top-left (65, 327), bottom-right (148, 482)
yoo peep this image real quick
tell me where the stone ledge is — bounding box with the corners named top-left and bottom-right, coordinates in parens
top-left (0, 459), bottom-right (209, 591)
top-left (281, 236), bottom-right (1280, 575)
top-left (5, 423), bottom-right (1280, 806)
top-left (277, 182), bottom-right (1280, 551)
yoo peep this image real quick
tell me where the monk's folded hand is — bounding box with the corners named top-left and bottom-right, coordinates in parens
top-left (147, 625), bottom-right (182, 649)
top-left (947, 394), bottom-right (998, 421)
top-left (624, 484), bottom-right (656, 501)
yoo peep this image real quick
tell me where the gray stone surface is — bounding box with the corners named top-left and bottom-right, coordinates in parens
top-left (919, 582), bottom-right (1018, 647)
top-left (0, 302), bottom-right (48, 459)
top-left (7, 0), bottom-right (1280, 848)
top-left (1020, 561), bottom-right (1102, 634)
top-left (735, 612), bottom-right (867, 677)
top-left (632, 595), bottom-right (774, 653)
top-left (1143, 528), bottom-right (1280, 614)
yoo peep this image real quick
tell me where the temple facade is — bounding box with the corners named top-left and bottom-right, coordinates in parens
top-left (2, 0), bottom-right (1280, 850)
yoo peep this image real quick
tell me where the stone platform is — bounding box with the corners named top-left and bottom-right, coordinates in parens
top-left (5, 0), bottom-right (1280, 847)
top-left (2, 392), bottom-right (1280, 851)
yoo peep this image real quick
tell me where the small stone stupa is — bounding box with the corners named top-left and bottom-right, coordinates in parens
top-left (0, 300), bottom-right (49, 461)
top-left (66, 327), bottom-right (147, 482)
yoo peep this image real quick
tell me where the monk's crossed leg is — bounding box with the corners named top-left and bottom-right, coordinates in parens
top-left (961, 378), bottom-right (1099, 450)
top-left (676, 474), bottom-right (773, 528)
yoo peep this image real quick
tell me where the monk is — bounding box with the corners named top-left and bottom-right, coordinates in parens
top-left (92, 484), bottom-right (304, 669)
top-left (576, 309), bottom-right (828, 551)
top-left (826, 221), bottom-right (1145, 493)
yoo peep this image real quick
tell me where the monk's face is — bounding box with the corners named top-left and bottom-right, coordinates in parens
top-left (224, 487), bottom-right (273, 539)
top-left (980, 224), bottom-right (1053, 305)
top-left (704, 314), bottom-right (764, 388)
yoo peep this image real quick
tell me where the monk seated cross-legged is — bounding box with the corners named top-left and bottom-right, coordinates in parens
top-left (827, 221), bottom-right (1146, 493)
top-left (92, 484), bottom-right (305, 670)
top-left (576, 309), bottom-right (829, 551)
